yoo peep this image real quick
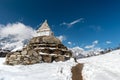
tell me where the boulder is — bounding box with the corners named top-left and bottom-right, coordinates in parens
top-left (42, 55), bottom-right (52, 63)
top-left (21, 50), bottom-right (27, 55)
top-left (54, 55), bottom-right (65, 62)
top-left (52, 49), bottom-right (64, 55)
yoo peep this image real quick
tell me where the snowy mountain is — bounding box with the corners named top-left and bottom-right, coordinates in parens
top-left (0, 23), bottom-right (36, 51)
top-left (69, 47), bottom-right (103, 58)
top-left (0, 35), bottom-right (28, 51)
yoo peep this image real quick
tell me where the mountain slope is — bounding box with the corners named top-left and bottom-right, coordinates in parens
top-left (78, 49), bottom-right (120, 80)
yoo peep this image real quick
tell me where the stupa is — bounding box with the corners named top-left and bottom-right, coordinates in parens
top-left (5, 20), bottom-right (72, 65)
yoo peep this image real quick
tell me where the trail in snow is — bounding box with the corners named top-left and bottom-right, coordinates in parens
top-left (71, 63), bottom-right (83, 80)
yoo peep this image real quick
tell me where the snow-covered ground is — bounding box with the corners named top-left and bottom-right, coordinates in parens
top-left (0, 58), bottom-right (76, 80)
top-left (78, 49), bottom-right (120, 80)
top-left (1, 49), bottom-right (120, 80)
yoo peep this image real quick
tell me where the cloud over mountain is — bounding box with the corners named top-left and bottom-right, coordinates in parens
top-left (0, 22), bottom-right (36, 50)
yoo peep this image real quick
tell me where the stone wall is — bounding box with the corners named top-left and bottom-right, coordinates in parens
top-left (5, 50), bottom-right (42, 65)
top-left (5, 36), bottom-right (73, 65)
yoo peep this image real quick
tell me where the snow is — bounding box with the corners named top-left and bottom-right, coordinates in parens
top-left (0, 23), bottom-right (36, 51)
top-left (78, 49), bottom-right (120, 80)
top-left (39, 52), bottom-right (57, 56)
top-left (1, 46), bottom-right (120, 80)
top-left (11, 46), bottom-right (23, 52)
top-left (69, 46), bottom-right (103, 58)
top-left (0, 58), bottom-right (76, 80)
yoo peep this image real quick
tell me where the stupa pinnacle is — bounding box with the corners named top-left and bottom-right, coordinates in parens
top-left (37, 20), bottom-right (53, 36)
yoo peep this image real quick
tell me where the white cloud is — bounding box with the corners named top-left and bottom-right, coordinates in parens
top-left (106, 41), bottom-right (112, 44)
top-left (93, 40), bottom-right (98, 44)
top-left (0, 22), bottom-right (36, 39)
top-left (60, 18), bottom-right (84, 27)
top-left (0, 22), bottom-right (36, 50)
top-left (85, 45), bottom-right (95, 49)
top-left (56, 35), bottom-right (66, 42)
top-left (85, 40), bottom-right (99, 49)
top-left (68, 42), bottom-right (72, 45)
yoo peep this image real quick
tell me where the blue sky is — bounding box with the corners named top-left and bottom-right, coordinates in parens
top-left (0, 0), bottom-right (120, 49)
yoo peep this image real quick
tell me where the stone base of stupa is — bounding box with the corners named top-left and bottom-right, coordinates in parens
top-left (5, 36), bottom-right (72, 65)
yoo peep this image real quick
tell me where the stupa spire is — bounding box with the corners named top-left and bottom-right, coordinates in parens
top-left (37, 20), bottom-right (53, 36)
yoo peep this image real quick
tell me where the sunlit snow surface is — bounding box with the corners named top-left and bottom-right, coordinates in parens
top-left (0, 58), bottom-right (76, 80)
top-left (1, 50), bottom-right (120, 80)
top-left (78, 49), bottom-right (120, 80)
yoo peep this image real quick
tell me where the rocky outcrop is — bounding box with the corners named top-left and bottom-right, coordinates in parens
top-left (5, 36), bottom-right (72, 65)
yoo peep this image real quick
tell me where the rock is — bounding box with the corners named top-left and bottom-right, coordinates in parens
top-left (6, 52), bottom-right (13, 57)
top-left (21, 50), bottom-right (27, 55)
top-left (22, 60), bottom-right (30, 65)
top-left (33, 51), bottom-right (39, 56)
top-left (38, 55), bottom-right (42, 61)
top-left (14, 52), bottom-right (21, 55)
top-left (30, 60), bottom-right (37, 64)
top-left (52, 49), bottom-right (64, 55)
top-left (27, 50), bottom-right (33, 56)
top-left (64, 51), bottom-right (73, 57)
top-left (9, 55), bottom-right (17, 60)
top-left (42, 55), bottom-right (52, 63)
top-left (16, 55), bottom-right (22, 60)
top-left (54, 55), bottom-right (65, 62)
top-left (41, 49), bottom-right (52, 53)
